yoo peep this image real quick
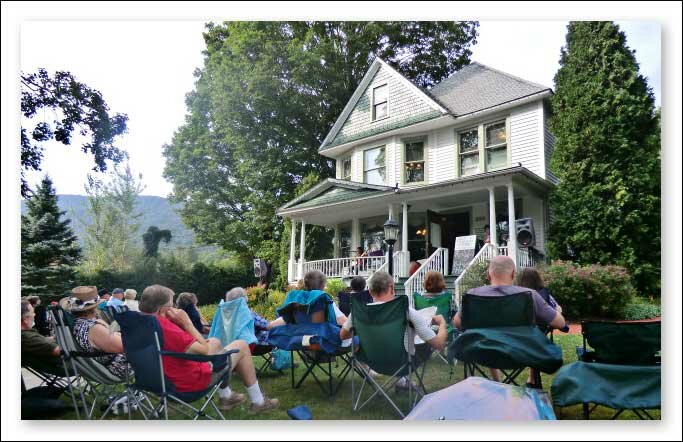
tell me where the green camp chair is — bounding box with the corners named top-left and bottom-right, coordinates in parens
top-left (455, 291), bottom-right (560, 388)
top-left (413, 292), bottom-right (456, 365)
top-left (350, 295), bottom-right (430, 418)
top-left (551, 320), bottom-right (661, 420)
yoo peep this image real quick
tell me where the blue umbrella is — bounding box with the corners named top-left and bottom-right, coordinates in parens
top-left (404, 377), bottom-right (556, 420)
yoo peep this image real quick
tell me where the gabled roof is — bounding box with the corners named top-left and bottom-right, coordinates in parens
top-left (277, 178), bottom-right (393, 213)
top-left (429, 62), bottom-right (551, 116)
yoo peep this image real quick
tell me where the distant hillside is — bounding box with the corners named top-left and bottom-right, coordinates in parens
top-left (21, 194), bottom-right (196, 250)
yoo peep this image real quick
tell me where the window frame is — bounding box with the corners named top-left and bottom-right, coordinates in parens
top-left (341, 156), bottom-right (352, 181)
top-left (362, 144), bottom-right (387, 185)
top-left (484, 120), bottom-right (509, 171)
top-left (401, 136), bottom-right (427, 185)
top-left (457, 126), bottom-right (480, 177)
top-left (456, 117), bottom-right (511, 178)
top-left (371, 83), bottom-right (389, 122)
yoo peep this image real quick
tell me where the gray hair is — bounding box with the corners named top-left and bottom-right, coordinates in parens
top-left (367, 271), bottom-right (394, 296)
top-left (140, 284), bottom-right (175, 314)
top-left (176, 292), bottom-right (198, 309)
top-left (21, 300), bottom-right (31, 317)
top-left (225, 287), bottom-right (247, 302)
top-left (303, 270), bottom-right (327, 291)
top-left (124, 289), bottom-right (137, 300)
top-left (488, 255), bottom-right (516, 277)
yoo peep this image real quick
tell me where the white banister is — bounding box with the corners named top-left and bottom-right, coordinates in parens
top-left (403, 247), bottom-right (449, 308)
top-left (303, 255), bottom-right (387, 279)
top-left (453, 243), bottom-right (497, 312)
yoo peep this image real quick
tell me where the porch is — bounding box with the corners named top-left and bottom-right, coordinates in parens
top-left (277, 166), bottom-right (553, 287)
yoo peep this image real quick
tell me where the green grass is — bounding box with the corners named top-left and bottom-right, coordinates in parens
top-left (46, 334), bottom-right (660, 420)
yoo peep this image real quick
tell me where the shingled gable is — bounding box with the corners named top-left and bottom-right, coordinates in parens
top-left (277, 178), bottom-right (393, 213)
top-left (319, 58), bottom-right (448, 152)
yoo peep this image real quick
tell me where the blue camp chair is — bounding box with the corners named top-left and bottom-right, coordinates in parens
top-left (268, 290), bottom-right (351, 396)
top-left (114, 309), bottom-right (238, 420)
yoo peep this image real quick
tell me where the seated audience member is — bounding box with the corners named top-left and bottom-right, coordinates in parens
top-left (107, 288), bottom-right (125, 308)
top-left (139, 284), bottom-right (279, 413)
top-left (408, 260), bottom-right (420, 277)
top-left (451, 256), bottom-right (566, 383)
top-left (518, 268), bottom-right (563, 314)
top-left (176, 292), bottom-right (210, 335)
top-left (65, 286), bottom-right (131, 379)
top-left (422, 271), bottom-right (448, 298)
top-left (340, 271), bottom-right (447, 353)
top-left (98, 288), bottom-right (111, 302)
top-left (123, 289), bottom-right (139, 312)
top-left (21, 300), bottom-right (61, 371)
top-left (26, 295), bottom-right (52, 337)
top-left (337, 276), bottom-right (373, 317)
top-left (225, 287), bottom-right (274, 347)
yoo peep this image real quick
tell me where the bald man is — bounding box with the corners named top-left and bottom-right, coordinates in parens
top-left (452, 256), bottom-right (566, 331)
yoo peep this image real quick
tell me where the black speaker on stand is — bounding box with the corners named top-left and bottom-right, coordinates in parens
top-left (515, 218), bottom-right (536, 248)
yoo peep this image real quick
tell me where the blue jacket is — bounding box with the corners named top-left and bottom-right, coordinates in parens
top-left (276, 290), bottom-right (336, 325)
top-left (208, 298), bottom-right (257, 347)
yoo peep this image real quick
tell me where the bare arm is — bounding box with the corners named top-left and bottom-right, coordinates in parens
top-left (548, 311), bottom-right (566, 330)
top-left (452, 312), bottom-right (462, 330)
top-left (89, 323), bottom-right (124, 354)
top-left (427, 315), bottom-right (447, 351)
top-left (267, 317), bottom-right (285, 330)
top-left (51, 345), bottom-right (62, 357)
top-left (340, 326), bottom-right (352, 341)
top-left (164, 308), bottom-right (211, 355)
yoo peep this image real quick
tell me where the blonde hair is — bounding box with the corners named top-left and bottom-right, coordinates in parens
top-left (124, 289), bottom-right (137, 300)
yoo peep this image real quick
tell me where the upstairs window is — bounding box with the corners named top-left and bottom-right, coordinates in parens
top-left (485, 121), bottom-right (508, 170)
top-left (363, 146), bottom-right (386, 185)
top-left (459, 128), bottom-right (479, 176)
top-left (342, 157), bottom-right (352, 181)
top-left (372, 84), bottom-right (388, 121)
top-left (404, 140), bottom-right (425, 183)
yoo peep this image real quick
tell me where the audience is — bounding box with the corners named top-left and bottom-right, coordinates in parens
top-left (225, 287), bottom-right (275, 347)
top-left (26, 295), bottom-right (52, 337)
top-left (518, 268), bottom-right (563, 314)
top-left (107, 288), bottom-right (125, 308)
top-left (64, 286), bottom-right (131, 379)
top-left (337, 276), bottom-right (373, 316)
top-left (139, 284), bottom-right (279, 413)
top-left (176, 292), bottom-right (210, 335)
top-left (21, 299), bottom-right (61, 372)
top-left (123, 289), bottom-right (139, 312)
top-left (422, 271), bottom-right (448, 298)
top-left (451, 256), bottom-right (566, 384)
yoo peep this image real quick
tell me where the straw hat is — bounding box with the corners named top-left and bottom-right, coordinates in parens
top-left (59, 286), bottom-right (103, 312)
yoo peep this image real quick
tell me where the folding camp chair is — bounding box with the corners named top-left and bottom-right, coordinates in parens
top-left (551, 320), bottom-right (661, 420)
top-left (454, 291), bottom-right (563, 388)
top-left (413, 292), bottom-right (457, 365)
top-left (270, 290), bottom-right (353, 397)
top-left (350, 295), bottom-right (430, 418)
top-left (114, 309), bottom-right (238, 420)
top-left (48, 305), bottom-right (144, 420)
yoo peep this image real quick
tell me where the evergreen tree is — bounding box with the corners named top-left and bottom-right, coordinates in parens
top-left (548, 22), bottom-right (661, 296)
top-left (21, 175), bottom-right (81, 296)
top-left (142, 226), bottom-right (173, 258)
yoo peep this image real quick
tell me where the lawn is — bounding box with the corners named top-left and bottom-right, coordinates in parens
top-left (42, 333), bottom-right (660, 420)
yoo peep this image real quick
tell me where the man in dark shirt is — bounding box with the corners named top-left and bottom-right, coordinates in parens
top-left (21, 300), bottom-right (61, 372)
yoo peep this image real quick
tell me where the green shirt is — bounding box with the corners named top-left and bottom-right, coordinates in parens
top-left (21, 329), bottom-right (59, 371)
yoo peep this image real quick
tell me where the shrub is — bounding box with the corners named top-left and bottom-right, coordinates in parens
top-left (198, 303), bottom-right (218, 324)
top-left (246, 286), bottom-right (267, 305)
top-left (458, 259), bottom-right (490, 294)
top-left (621, 300), bottom-right (661, 321)
top-left (541, 261), bottom-right (636, 320)
top-left (324, 278), bottom-right (347, 298)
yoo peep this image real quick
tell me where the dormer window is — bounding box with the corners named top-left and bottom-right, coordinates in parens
top-left (342, 157), bottom-right (352, 181)
top-left (372, 84), bottom-right (388, 121)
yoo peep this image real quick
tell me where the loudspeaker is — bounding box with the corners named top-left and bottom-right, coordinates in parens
top-left (515, 218), bottom-right (535, 248)
top-left (253, 259), bottom-right (266, 278)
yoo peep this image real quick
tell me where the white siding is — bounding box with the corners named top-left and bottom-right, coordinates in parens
top-left (510, 103), bottom-right (544, 178)
top-left (472, 202), bottom-right (488, 239)
top-left (335, 158), bottom-right (342, 179)
top-left (429, 128), bottom-right (456, 184)
top-left (386, 136), bottom-right (397, 186)
top-left (522, 196), bottom-right (546, 253)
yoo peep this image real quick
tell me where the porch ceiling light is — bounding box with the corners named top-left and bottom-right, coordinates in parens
top-left (383, 218), bottom-right (400, 245)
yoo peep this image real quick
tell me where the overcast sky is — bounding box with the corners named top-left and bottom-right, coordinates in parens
top-left (20, 20), bottom-right (661, 197)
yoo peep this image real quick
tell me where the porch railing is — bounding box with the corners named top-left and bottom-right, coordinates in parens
top-left (498, 246), bottom-right (546, 269)
top-left (453, 243), bottom-right (497, 311)
top-left (403, 247), bottom-right (449, 308)
top-left (302, 255), bottom-right (387, 280)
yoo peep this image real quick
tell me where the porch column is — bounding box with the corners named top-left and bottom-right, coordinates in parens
top-left (289, 219), bottom-right (297, 281)
top-left (488, 187), bottom-right (497, 248)
top-left (402, 202), bottom-right (410, 277)
top-left (352, 218), bottom-right (360, 250)
top-left (333, 224), bottom-right (340, 259)
top-left (298, 219), bottom-right (306, 279)
top-left (507, 182), bottom-right (517, 266)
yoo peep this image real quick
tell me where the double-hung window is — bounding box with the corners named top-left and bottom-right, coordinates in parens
top-left (363, 146), bottom-right (386, 185)
top-left (372, 84), bottom-right (388, 121)
top-left (485, 121), bottom-right (507, 170)
top-left (404, 140), bottom-right (425, 183)
top-left (459, 128), bottom-right (479, 176)
top-left (342, 157), bottom-right (352, 181)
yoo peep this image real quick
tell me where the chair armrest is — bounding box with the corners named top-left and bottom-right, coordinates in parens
top-left (160, 349), bottom-right (239, 363)
top-left (70, 350), bottom-right (117, 358)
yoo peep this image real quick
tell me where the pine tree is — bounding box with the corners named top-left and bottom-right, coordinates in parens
top-left (21, 175), bottom-right (82, 296)
top-left (548, 22), bottom-right (661, 296)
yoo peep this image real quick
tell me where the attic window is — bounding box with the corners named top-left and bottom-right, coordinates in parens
top-left (372, 84), bottom-right (388, 121)
top-left (342, 157), bottom-right (352, 181)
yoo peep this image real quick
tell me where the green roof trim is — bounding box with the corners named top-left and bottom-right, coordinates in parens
top-left (286, 187), bottom-right (385, 210)
top-left (320, 109), bottom-right (442, 151)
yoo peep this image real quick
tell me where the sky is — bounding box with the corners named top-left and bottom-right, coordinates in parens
top-left (20, 20), bottom-right (661, 198)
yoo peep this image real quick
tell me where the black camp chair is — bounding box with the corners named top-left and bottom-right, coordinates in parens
top-left (350, 295), bottom-right (431, 418)
top-left (551, 320), bottom-right (661, 420)
top-left (454, 291), bottom-right (563, 388)
top-left (114, 309), bottom-right (238, 420)
top-left (275, 294), bottom-right (354, 397)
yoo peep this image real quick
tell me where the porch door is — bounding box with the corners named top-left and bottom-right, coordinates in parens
top-left (445, 212), bottom-right (470, 275)
top-left (426, 210), bottom-right (448, 258)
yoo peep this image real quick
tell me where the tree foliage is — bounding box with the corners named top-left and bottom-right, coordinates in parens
top-left (81, 165), bottom-right (144, 273)
top-left (547, 22), bottom-right (661, 296)
top-left (163, 21), bottom-right (479, 269)
top-left (20, 69), bottom-right (129, 197)
top-left (21, 175), bottom-right (81, 296)
top-left (142, 226), bottom-right (173, 258)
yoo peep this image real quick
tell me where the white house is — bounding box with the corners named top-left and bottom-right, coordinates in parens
top-left (277, 58), bottom-right (557, 296)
